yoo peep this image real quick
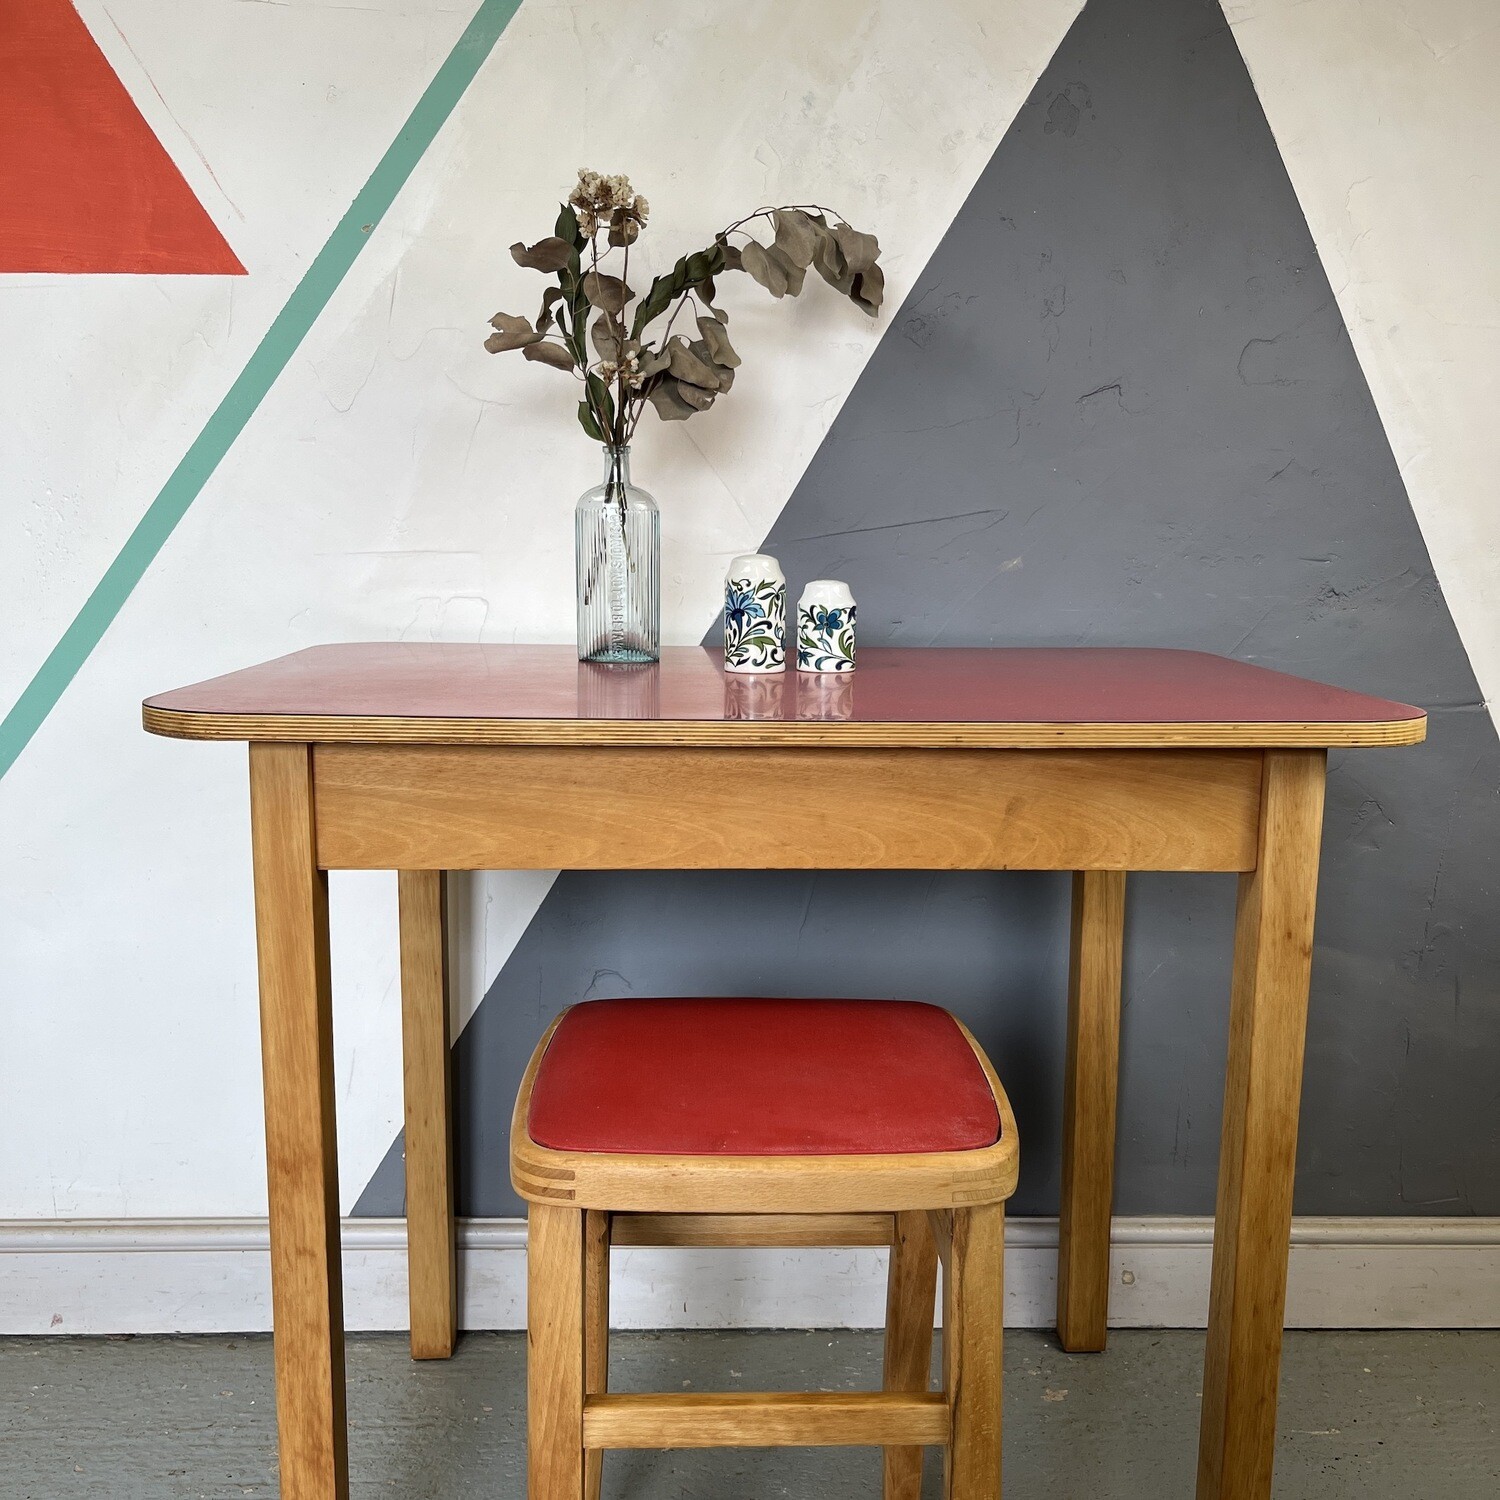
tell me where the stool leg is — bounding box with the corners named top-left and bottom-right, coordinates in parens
top-left (583, 1211), bottom-right (610, 1500)
top-left (883, 1210), bottom-right (938, 1500)
top-left (528, 1204), bottom-right (586, 1500)
top-left (943, 1204), bottom-right (1004, 1500)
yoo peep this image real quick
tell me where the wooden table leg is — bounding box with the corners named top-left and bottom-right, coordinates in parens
top-left (883, 1208), bottom-right (939, 1500)
top-left (1057, 869), bottom-right (1126, 1352)
top-left (399, 870), bottom-right (457, 1359)
top-left (1197, 750), bottom-right (1326, 1500)
top-left (249, 743), bottom-right (348, 1500)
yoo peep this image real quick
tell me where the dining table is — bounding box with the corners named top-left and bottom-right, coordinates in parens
top-left (143, 642), bottom-right (1425, 1500)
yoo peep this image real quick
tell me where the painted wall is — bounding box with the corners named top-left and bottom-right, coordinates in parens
top-left (1, 0), bottom-right (1085, 1220)
top-left (1228, 0), bottom-right (1500, 721)
top-left (2, 0), bottom-right (1497, 1308)
top-left (359, 0), bottom-right (1500, 1223)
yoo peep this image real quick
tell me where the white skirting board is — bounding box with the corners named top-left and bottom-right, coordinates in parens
top-left (3, 1216), bottom-right (1497, 1337)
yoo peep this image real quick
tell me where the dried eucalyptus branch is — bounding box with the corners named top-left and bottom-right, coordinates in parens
top-left (484, 170), bottom-right (883, 465)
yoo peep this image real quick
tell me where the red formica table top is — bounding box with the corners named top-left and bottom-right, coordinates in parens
top-left (142, 643), bottom-right (1424, 749)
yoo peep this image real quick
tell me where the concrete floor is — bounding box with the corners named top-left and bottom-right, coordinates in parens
top-left (3, 1328), bottom-right (1496, 1498)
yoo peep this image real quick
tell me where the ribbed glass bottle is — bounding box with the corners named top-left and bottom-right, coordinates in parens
top-left (574, 445), bottom-right (660, 663)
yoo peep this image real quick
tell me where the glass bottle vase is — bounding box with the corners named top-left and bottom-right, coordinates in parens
top-left (575, 446), bottom-right (660, 663)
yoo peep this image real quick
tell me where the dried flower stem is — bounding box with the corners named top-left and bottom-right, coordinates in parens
top-left (485, 172), bottom-right (882, 456)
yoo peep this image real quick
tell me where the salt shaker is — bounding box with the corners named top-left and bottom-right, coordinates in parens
top-left (796, 579), bottom-right (856, 672)
top-left (724, 553), bottom-right (786, 673)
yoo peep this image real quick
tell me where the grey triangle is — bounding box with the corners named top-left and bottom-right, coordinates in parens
top-left (357, 0), bottom-right (1498, 1221)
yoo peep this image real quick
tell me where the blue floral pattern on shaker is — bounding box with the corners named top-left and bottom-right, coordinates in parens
top-left (798, 602), bottom-right (856, 672)
top-left (725, 576), bottom-right (785, 670)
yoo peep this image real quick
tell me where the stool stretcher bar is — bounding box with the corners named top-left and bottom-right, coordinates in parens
top-left (608, 1211), bottom-right (896, 1247)
top-left (581, 1392), bottom-right (952, 1449)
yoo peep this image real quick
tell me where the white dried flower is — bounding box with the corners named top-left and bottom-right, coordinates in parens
top-left (596, 350), bottom-right (645, 390)
top-left (569, 169), bottom-right (648, 239)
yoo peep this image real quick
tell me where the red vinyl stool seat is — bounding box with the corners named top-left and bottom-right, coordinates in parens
top-left (511, 997), bottom-right (1019, 1500)
top-left (527, 996), bottom-right (1002, 1157)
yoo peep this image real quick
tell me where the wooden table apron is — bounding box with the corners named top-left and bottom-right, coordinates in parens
top-left (245, 734), bottom-right (1322, 1500)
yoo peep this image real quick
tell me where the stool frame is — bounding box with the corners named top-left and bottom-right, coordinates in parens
top-left (512, 1010), bottom-right (1019, 1500)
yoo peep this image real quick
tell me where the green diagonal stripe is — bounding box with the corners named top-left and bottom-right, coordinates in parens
top-left (0, 0), bottom-right (522, 779)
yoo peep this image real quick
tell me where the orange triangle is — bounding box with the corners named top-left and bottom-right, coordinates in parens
top-left (0, 0), bottom-right (244, 274)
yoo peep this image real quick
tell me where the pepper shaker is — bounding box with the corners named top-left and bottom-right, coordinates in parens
top-left (796, 579), bottom-right (856, 672)
top-left (724, 553), bottom-right (786, 673)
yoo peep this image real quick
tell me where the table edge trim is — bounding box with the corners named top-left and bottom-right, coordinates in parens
top-left (141, 704), bottom-right (1427, 749)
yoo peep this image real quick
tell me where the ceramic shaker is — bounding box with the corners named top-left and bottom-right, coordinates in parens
top-left (795, 579), bottom-right (856, 672)
top-left (724, 553), bottom-right (787, 673)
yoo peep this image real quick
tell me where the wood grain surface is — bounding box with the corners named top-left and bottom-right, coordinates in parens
top-left (883, 1209), bottom-right (940, 1500)
top-left (581, 1391), bottom-right (951, 1450)
top-left (1057, 870), bottom-right (1128, 1352)
top-left (248, 744), bottom-right (348, 1500)
top-left (312, 745), bottom-right (1264, 873)
top-left (1197, 751), bottom-right (1327, 1500)
top-left (397, 871), bottom-right (455, 1361)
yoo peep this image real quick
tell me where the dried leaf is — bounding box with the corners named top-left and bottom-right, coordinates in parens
top-left (585, 371), bottom-right (616, 431)
top-left (772, 208), bottom-right (819, 269)
top-left (636, 346), bottom-right (671, 378)
top-left (684, 248), bottom-right (719, 285)
top-left (510, 236), bottom-right (574, 272)
top-left (576, 400), bottom-right (605, 441)
top-left (536, 285), bottom-right (564, 334)
top-left (694, 345), bottom-right (734, 391)
top-left (556, 203), bottom-right (585, 249)
top-left (675, 377), bottom-right (716, 410)
top-left (607, 208), bottom-right (641, 247)
top-left (522, 340), bottom-right (576, 371)
top-left (719, 242), bottom-right (744, 273)
top-left (630, 274), bottom-right (676, 337)
top-left (647, 378), bottom-right (699, 421)
top-left (696, 316), bottom-right (740, 368)
top-left (766, 243), bottom-right (807, 296)
top-left (483, 311), bottom-right (540, 353)
top-left (833, 223), bottom-right (880, 274)
top-left (851, 262), bottom-right (885, 316)
top-left (740, 239), bottom-right (788, 297)
top-left (812, 228), bottom-right (851, 292)
top-left (590, 316), bottom-right (623, 363)
top-left (582, 271), bottom-right (633, 315)
top-left (668, 336), bottom-right (722, 390)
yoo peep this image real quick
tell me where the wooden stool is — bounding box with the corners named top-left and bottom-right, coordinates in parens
top-left (511, 997), bottom-right (1019, 1499)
